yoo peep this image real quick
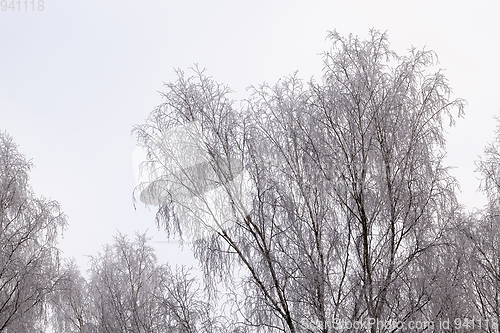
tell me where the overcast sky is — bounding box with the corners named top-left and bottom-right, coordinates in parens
top-left (1, 0), bottom-right (499, 272)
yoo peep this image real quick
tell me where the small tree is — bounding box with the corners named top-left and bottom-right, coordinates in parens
top-left (88, 233), bottom-right (165, 332)
top-left (87, 232), bottom-right (221, 333)
top-left (0, 131), bottom-right (67, 332)
top-left (51, 260), bottom-right (96, 333)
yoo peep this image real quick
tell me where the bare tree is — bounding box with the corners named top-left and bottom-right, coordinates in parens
top-left (133, 30), bottom-right (465, 333)
top-left (133, 67), bottom-right (301, 332)
top-left (462, 120), bottom-right (500, 330)
top-left (88, 232), bottom-right (166, 333)
top-left (158, 265), bottom-right (226, 333)
top-left (305, 30), bottom-right (464, 330)
top-left (50, 260), bottom-right (96, 333)
top-left (87, 232), bottom-right (221, 333)
top-left (0, 131), bottom-right (67, 332)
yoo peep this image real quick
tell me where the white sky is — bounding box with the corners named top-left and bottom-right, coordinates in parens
top-left (1, 0), bottom-right (499, 272)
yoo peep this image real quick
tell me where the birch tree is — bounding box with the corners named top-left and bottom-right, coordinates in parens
top-left (51, 260), bottom-right (96, 333)
top-left (305, 30), bottom-right (464, 330)
top-left (463, 121), bottom-right (500, 328)
top-left (87, 232), bottom-right (221, 333)
top-left (88, 233), bottom-right (167, 333)
top-left (0, 131), bottom-right (67, 332)
top-left (133, 30), bottom-right (464, 332)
